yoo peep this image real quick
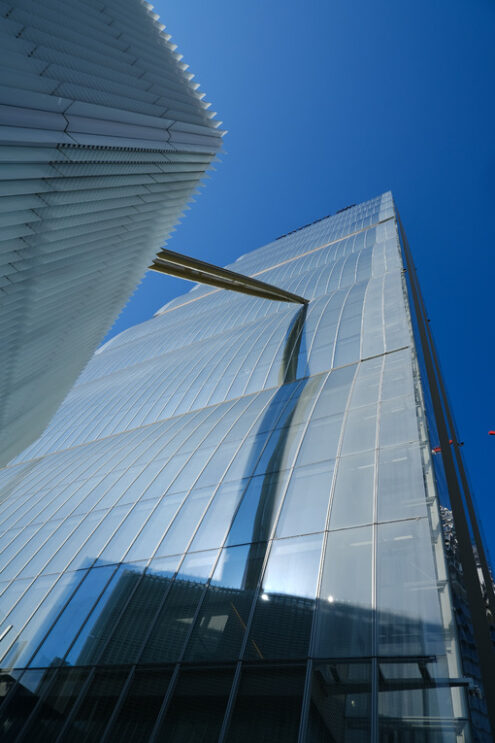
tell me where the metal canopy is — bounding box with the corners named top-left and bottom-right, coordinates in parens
top-left (149, 249), bottom-right (308, 305)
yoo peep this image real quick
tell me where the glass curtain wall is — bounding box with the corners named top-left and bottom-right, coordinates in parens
top-left (0, 193), bottom-right (471, 741)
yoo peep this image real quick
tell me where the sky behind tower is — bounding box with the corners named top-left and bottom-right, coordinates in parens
top-left (104, 0), bottom-right (495, 557)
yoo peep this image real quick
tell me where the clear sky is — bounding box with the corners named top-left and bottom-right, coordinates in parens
top-left (105, 0), bottom-right (495, 559)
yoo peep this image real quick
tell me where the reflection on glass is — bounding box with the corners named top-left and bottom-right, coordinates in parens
top-left (154, 488), bottom-right (214, 557)
top-left (377, 520), bottom-right (445, 657)
top-left (29, 565), bottom-right (116, 669)
top-left (66, 563), bottom-right (143, 666)
top-left (340, 405), bottom-right (377, 456)
top-left (226, 666), bottom-right (306, 743)
top-left (185, 544), bottom-right (263, 662)
top-left (261, 534), bottom-right (323, 600)
top-left (314, 527), bottom-right (373, 658)
top-left (0, 195), bottom-right (473, 741)
top-left (254, 423), bottom-right (305, 476)
top-left (157, 667), bottom-right (234, 743)
top-left (109, 667), bottom-right (172, 741)
top-left (62, 668), bottom-right (128, 741)
top-left (14, 667), bottom-right (91, 742)
top-left (0, 669), bottom-right (60, 741)
top-left (98, 557), bottom-right (180, 666)
top-left (329, 451), bottom-right (374, 529)
top-left (377, 443), bottom-right (427, 522)
top-left (378, 660), bottom-right (459, 741)
top-left (308, 662), bottom-right (371, 742)
top-left (1, 572), bottom-right (81, 670)
top-left (312, 365), bottom-right (356, 419)
top-left (276, 462), bottom-right (334, 538)
top-left (226, 471), bottom-right (290, 547)
top-left (190, 481), bottom-right (248, 552)
top-left (125, 494), bottom-right (187, 562)
top-left (140, 551), bottom-right (218, 664)
top-left (245, 534), bottom-right (323, 660)
top-left (296, 416), bottom-right (342, 466)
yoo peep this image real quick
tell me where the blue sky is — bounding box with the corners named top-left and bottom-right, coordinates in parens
top-left (106, 0), bottom-right (495, 557)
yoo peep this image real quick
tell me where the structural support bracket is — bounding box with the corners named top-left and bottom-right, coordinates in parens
top-left (149, 249), bottom-right (308, 305)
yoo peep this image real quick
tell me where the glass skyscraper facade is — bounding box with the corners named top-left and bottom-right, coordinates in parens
top-left (0, 193), bottom-right (482, 740)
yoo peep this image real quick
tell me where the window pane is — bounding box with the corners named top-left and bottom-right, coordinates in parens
top-left (296, 415), bottom-right (342, 466)
top-left (226, 666), bottom-right (305, 743)
top-left (66, 564), bottom-right (143, 666)
top-left (20, 668), bottom-right (91, 742)
top-left (340, 405), bottom-right (377, 456)
top-left (125, 493), bottom-right (187, 563)
top-left (307, 662), bottom-right (371, 742)
top-left (276, 462), bottom-right (334, 538)
top-left (245, 534), bottom-right (323, 660)
top-left (98, 559), bottom-right (179, 666)
top-left (154, 488), bottom-right (214, 557)
top-left (29, 565), bottom-right (116, 669)
top-left (329, 452), bottom-right (374, 529)
top-left (379, 397), bottom-right (418, 449)
top-left (106, 667), bottom-right (172, 742)
top-left (0, 670), bottom-right (54, 741)
top-left (314, 527), bottom-right (373, 658)
top-left (190, 480), bottom-right (248, 552)
top-left (157, 667), bottom-right (234, 743)
top-left (378, 660), bottom-right (457, 742)
top-left (184, 544), bottom-right (263, 662)
top-left (140, 551), bottom-right (217, 663)
top-left (377, 443), bottom-right (427, 522)
top-left (312, 366), bottom-right (356, 418)
top-left (225, 470), bottom-right (290, 547)
top-left (1, 572), bottom-right (82, 670)
top-left (62, 668), bottom-right (129, 742)
top-left (377, 520), bottom-right (445, 657)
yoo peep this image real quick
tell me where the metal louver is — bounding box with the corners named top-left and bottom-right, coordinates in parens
top-left (0, 0), bottom-right (224, 465)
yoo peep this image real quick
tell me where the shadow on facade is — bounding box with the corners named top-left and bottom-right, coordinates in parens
top-left (236, 303), bottom-right (309, 589)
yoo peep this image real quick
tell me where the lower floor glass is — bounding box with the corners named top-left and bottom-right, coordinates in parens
top-left (0, 658), bottom-right (470, 742)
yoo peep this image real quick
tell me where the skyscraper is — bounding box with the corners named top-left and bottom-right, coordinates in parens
top-left (0, 193), bottom-right (492, 741)
top-left (0, 0), bottom-right (223, 465)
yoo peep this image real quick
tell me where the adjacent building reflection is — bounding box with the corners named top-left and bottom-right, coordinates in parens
top-left (0, 555), bottom-right (469, 742)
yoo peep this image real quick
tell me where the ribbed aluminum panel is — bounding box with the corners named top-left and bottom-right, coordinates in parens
top-left (0, 0), bottom-right (224, 465)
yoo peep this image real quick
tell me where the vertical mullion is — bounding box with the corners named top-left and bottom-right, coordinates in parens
top-left (370, 353), bottom-right (385, 743)
top-left (54, 666), bottom-right (96, 743)
top-left (100, 665), bottom-right (135, 743)
top-left (296, 659), bottom-right (313, 743)
top-left (147, 664), bottom-right (180, 743)
top-left (217, 660), bottom-right (242, 743)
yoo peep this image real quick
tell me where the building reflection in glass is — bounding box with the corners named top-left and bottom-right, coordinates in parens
top-left (0, 547), bottom-right (469, 742)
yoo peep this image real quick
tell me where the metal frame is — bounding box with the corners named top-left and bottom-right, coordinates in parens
top-left (396, 211), bottom-right (495, 738)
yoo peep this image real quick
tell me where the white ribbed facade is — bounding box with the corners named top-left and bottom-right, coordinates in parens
top-left (0, 0), bottom-right (223, 465)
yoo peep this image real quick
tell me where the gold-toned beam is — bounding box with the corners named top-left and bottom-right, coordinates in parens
top-left (148, 249), bottom-right (308, 305)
